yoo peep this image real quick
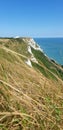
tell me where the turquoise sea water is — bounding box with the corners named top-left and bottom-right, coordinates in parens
top-left (34, 38), bottom-right (63, 65)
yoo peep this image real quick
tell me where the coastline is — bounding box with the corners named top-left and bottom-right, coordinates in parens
top-left (34, 38), bottom-right (63, 65)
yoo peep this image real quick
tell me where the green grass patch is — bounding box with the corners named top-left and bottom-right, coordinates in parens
top-left (31, 48), bottom-right (63, 80)
top-left (32, 62), bottom-right (57, 80)
top-left (0, 124), bottom-right (8, 130)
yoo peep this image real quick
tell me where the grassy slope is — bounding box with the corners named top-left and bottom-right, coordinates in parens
top-left (0, 38), bottom-right (63, 130)
top-left (31, 48), bottom-right (63, 80)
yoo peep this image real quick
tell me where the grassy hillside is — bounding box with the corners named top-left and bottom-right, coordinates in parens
top-left (0, 38), bottom-right (63, 130)
top-left (31, 48), bottom-right (63, 80)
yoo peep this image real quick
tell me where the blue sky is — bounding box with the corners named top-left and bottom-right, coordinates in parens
top-left (0, 0), bottom-right (63, 37)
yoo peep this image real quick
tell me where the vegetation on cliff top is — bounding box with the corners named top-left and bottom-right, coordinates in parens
top-left (0, 38), bottom-right (63, 130)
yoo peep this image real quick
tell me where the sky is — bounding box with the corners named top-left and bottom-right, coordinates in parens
top-left (0, 0), bottom-right (63, 37)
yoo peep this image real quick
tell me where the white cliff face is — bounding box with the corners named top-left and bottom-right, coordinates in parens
top-left (23, 38), bottom-right (43, 51)
top-left (28, 38), bottom-right (43, 52)
top-left (28, 45), bottom-right (38, 63)
top-left (31, 56), bottom-right (38, 63)
top-left (25, 59), bottom-right (32, 67)
top-left (23, 38), bottom-right (42, 66)
top-left (15, 36), bottom-right (20, 38)
top-left (28, 46), bottom-right (32, 54)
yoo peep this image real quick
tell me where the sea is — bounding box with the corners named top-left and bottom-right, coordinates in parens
top-left (34, 38), bottom-right (63, 65)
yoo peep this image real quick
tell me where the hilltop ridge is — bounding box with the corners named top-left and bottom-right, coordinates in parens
top-left (0, 38), bottom-right (63, 130)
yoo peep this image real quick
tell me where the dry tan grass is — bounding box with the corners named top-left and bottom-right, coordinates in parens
top-left (0, 38), bottom-right (9, 43)
top-left (0, 38), bottom-right (63, 130)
